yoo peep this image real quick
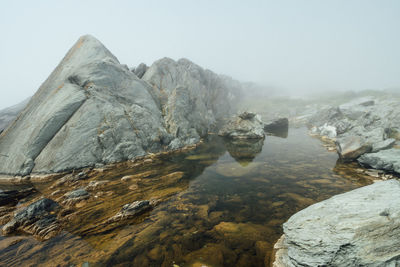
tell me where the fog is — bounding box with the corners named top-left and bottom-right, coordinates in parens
top-left (0, 0), bottom-right (399, 109)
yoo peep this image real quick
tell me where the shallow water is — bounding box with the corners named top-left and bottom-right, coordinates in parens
top-left (0, 127), bottom-right (374, 267)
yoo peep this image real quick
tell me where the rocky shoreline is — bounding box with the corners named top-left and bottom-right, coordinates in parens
top-left (272, 95), bottom-right (400, 266)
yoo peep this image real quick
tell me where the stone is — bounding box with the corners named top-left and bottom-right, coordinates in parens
top-left (358, 148), bottom-right (400, 174)
top-left (62, 188), bottom-right (89, 205)
top-left (0, 97), bottom-right (30, 132)
top-left (264, 118), bottom-right (289, 132)
top-left (335, 135), bottom-right (372, 161)
top-left (0, 36), bottom-right (240, 176)
top-left (219, 112), bottom-right (265, 139)
top-left (108, 200), bottom-right (152, 222)
top-left (2, 198), bottom-right (60, 240)
top-left (371, 138), bottom-right (396, 153)
top-left (133, 63), bottom-right (148, 78)
top-left (275, 180), bottom-right (400, 266)
top-left (85, 180), bottom-right (109, 190)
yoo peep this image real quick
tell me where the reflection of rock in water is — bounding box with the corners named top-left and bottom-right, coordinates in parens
top-left (224, 138), bottom-right (264, 166)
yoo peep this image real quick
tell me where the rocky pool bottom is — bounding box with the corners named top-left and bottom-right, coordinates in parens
top-left (0, 127), bottom-right (385, 267)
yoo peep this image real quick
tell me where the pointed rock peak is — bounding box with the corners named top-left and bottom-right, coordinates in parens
top-left (62, 34), bottom-right (119, 67)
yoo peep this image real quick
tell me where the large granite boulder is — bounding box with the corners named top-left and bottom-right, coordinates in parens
top-left (0, 97), bottom-right (30, 132)
top-left (274, 180), bottom-right (400, 266)
top-left (0, 35), bottom-right (240, 176)
top-left (335, 135), bottom-right (372, 161)
top-left (358, 148), bottom-right (400, 174)
top-left (219, 112), bottom-right (265, 139)
top-left (143, 58), bottom-right (239, 149)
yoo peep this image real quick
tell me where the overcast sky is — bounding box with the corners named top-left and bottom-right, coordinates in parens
top-left (0, 0), bottom-right (399, 109)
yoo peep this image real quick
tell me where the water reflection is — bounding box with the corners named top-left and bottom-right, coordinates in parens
top-left (224, 138), bottom-right (264, 166)
top-left (0, 128), bottom-right (375, 267)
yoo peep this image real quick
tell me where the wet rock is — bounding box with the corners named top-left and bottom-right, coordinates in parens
top-left (85, 180), bottom-right (109, 191)
top-left (0, 188), bottom-right (36, 206)
top-left (276, 180), bottom-right (400, 266)
top-left (335, 135), bottom-right (372, 161)
top-left (108, 200), bottom-right (152, 222)
top-left (62, 188), bottom-right (89, 205)
top-left (219, 112), bottom-right (265, 139)
top-left (358, 148), bottom-right (400, 174)
top-left (2, 198), bottom-right (60, 240)
top-left (264, 118), bottom-right (289, 133)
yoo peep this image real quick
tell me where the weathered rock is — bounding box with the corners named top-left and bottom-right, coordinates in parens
top-left (108, 200), bottom-right (152, 222)
top-left (264, 118), bottom-right (289, 132)
top-left (2, 198), bottom-right (60, 240)
top-left (371, 138), bottom-right (396, 153)
top-left (85, 180), bottom-right (109, 191)
top-left (276, 180), bottom-right (400, 266)
top-left (132, 63), bottom-right (148, 78)
top-left (219, 112), bottom-right (265, 139)
top-left (0, 97), bottom-right (30, 132)
top-left (335, 135), bottom-right (372, 161)
top-left (62, 188), bottom-right (89, 205)
top-left (358, 148), bottom-right (400, 174)
top-left (143, 57), bottom-right (240, 147)
top-left (0, 36), bottom-right (240, 176)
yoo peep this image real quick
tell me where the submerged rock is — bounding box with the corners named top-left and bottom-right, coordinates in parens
top-left (275, 180), bottom-right (400, 266)
top-left (219, 112), bottom-right (265, 139)
top-left (108, 200), bottom-right (152, 222)
top-left (62, 188), bottom-right (90, 205)
top-left (358, 148), bottom-right (400, 174)
top-left (2, 198), bottom-right (60, 240)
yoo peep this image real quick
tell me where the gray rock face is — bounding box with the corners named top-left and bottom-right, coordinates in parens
top-left (277, 180), bottom-right (400, 266)
top-left (358, 149), bottom-right (400, 174)
top-left (0, 97), bottom-right (31, 133)
top-left (0, 36), bottom-right (240, 176)
top-left (219, 112), bottom-right (265, 139)
top-left (143, 58), bottom-right (239, 147)
top-left (132, 63), bottom-right (148, 78)
top-left (335, 135), bottom-right (372, 161)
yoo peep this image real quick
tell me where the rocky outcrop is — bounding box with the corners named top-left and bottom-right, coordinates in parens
top-left (108, 200), bottom-right (152, 223)
top-left (219, 112), bottom-right (265, 139)
top-left (143, 57), bottom-right (239, 149)
top-left (264, 118), bottom-right (289, 132)
top-left (0, 188), bottom-right (36, 206)
top-left (308, 96), bottom-right (400, 170)
top-left (0, 35), bottom-right (240, 176)
top-left (358, 149), bottom-right (400, 174)
top-left (0, 97), bottom-right (30, 132)
top-left (132, 63), bottom-right (148, 78)
top-left (2, 198), bottom-right (60, 240)
top-left (274, 180), bottom-right (400, 266)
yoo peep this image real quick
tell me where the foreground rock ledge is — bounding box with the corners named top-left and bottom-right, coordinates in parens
top-left (273, 180), bottom-right (400, 267)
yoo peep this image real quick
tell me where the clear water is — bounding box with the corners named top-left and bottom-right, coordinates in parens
top-left (0, 127), bottom-right (373, 267)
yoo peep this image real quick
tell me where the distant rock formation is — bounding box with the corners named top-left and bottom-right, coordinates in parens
top-left (0, 35), bottom-right (240, 176)
top-left (308, 96), bottom-right (400, 172)
top-left (274, 180), bottom-right (400, 266)
top-left (0, 97), bottom-right (30, 132)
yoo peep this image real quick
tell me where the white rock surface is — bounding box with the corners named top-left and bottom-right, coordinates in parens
top-left (277, 180), bottom-right (400, 266)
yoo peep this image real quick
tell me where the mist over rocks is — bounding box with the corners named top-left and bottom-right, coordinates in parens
top-left (0, 35), bottom-right (241, 176)
top-left (0, 97), bottom-right (30, 133)
top-left (307, 95), bottom-right (400, 172)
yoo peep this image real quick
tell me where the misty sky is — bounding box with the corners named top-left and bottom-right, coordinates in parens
top-left (1, 0), bottom-right (399, 109)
